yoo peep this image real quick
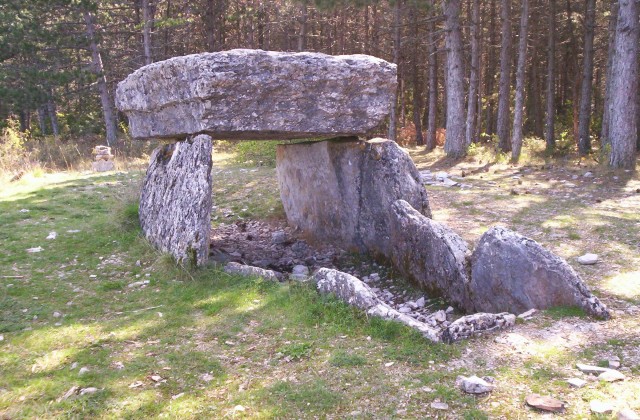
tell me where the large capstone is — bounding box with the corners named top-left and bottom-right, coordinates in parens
top-left (388, 199), bottom-right (471, 310)
top-left (139, 134), bottom-right (213, 266)
top-left (115, 49), bottom-right (397, 140)
top-left (276, 138), bottom-right (431, 256)
top-left (470, 226), bottom-right (610, 319)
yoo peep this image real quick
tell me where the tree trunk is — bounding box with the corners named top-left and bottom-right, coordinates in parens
top-left (511, 0), bottom-right (530, 161)
top-left (465, 0), bottom-right (480, 146)
top-left (37, 107), bottom-right (47, 135)
top-left (388, 0), bottom-right (402, 141)
top-left (485, 0), bottom-right (498, 137)
top-left (426, 12), bottom-right (438, 150)
top-left (545, 0), bottom-right (556, 151)
top-left (497, 0), bottom-right (513, 152)
top-left (442, 0), bottom-right (466, 157)
top-left (83, 10), bottom-right (118, 147)
top-left (577, 0), bottom-right (596, 154)
top-left (608, 0), bottom-right (639, 169)
top-left (601, 0), bottom-right (619, 147)
top-left (411, 7), bottom-right (424, 145)
top-left (298, 0), bottom-right (308, 51)
top-left (142, 0), bottom-right (153, 65)
top-left (47, 97), bottom-right (60, 137)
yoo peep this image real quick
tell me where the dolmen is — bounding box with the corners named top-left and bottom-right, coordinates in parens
top-left (116, 48), bottom-right (609, 332)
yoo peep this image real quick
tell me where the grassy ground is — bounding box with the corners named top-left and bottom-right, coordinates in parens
top-left (1, 141), bottom-right (639, 419)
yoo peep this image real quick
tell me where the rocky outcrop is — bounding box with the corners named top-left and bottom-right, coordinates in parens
top-left (139, 135), bottom-right (213, 266)
top-left (388, 200), bottom-right (471, 309)
top-left (470, 226), bottom-right (610, 319)
top-left (115, 49), bottom-right (396, 140)
top-left (276, 138), bottom-right (431, 255)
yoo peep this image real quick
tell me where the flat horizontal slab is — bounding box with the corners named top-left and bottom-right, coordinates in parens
top-left (115, 49), bottom-right (397, 140)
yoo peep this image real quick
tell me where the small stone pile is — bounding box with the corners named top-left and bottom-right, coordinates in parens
top-left (91, 146), bottom-right (115, 172)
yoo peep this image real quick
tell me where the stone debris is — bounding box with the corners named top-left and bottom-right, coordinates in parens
top-left (58, 386), bottom-right (80, 402)
top-left (46, 232), bottom-right (57, 240)
top-left (224, 262), bottom-right (281, 282)
top-left (517, 309), bottom-right (537, 320)
top-left (525, 394), bottom-right (566, 413)
top-left (618, 409), bottom-right (640, 419)
top-left (127, 280), bottom-right (150, 288)
top-left (566, 378), bottom-right (587, 388)
top-left (442, 312), bottom-right (516, 343)
top-left (139, 135), bottom-right (213, 266)
top-left (79, 387), bottom-right (98, 395)
top-left (26, 247), bottom-right (43, 253)
top-left (430, 402), bottom-right (449, 410)
top-left (576, 363), bottom-right (612, 375)
top-left (92, 145), bottom-right (115, 172)
top-left (78, 367), bottom-right (89, 375)
top-left (470, 227), bottom-right (610, 319)
top-left (456, 375), bottom-right (495, 394)
top-left (590, 400), bottom-right (615, 415)
top-left (608, 356), bottom-right (621, 369)
top-left (116, 49), bottom-right (396, 140)
top-left (577, 253), bottom-right (599, 265)
top-left (290, 265), bottom-right (310, 282)
top-left (598, 369), bottom-right (626, 382)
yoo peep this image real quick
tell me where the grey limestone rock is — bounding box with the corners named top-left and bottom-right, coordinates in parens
top-left (224, 262), bottom-right (281, 282)
top-left (276, 138), bottom-right (431, 255)
top-left (388, 199), bottom-right (470, 309)
top-left (441, 312), bottom-right (516, 343)
top-left (139, 134), bottom-right (213, 266)
top-left (470, 226), bottom-right (610, 319)
top-left (116, 49), bottom-right (397, 140)
top-left (456, 375), bottom-right (495, 394)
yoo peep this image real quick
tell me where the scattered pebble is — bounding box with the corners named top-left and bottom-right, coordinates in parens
top-left (590, 400), bottom-right (615, 415)
top-left (430, 402), bottom-right (449, 410)
top-left (567, 378), bottom-right (587, 388)
top-left (79, 387), bottom-right (98, 395)
top-left (525, 394), bottom-right (565, 413)
top-left (456, 375), bottom-right (495, 394)
top-left (127, 280), bottom-right (150, 288)
top-left (577, 253), bottom-right (599, 265)
top-left (53, 311), bottom-right (62, 318)
top-left (517, 308), bottom-right (537, 319)
top-left (78, 367), bottom-right (89, 375)
top-left (46, 232), bottom-right (57, 240)
top-left (26, 247), bottom-right (43, 253)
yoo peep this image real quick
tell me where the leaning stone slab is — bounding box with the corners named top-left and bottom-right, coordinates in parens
top-left (313, 268), bottom-right (441, 342)
top-left (116, 49), bottom-right (397, 140)
top-left (276, 138), bottom-right (430, 255)
top-left (139, 134), bottom-right (212, 266)
top-left (470, 227), bottom-right (610, 319)
top-left (441, 312), bottom-right (516, 343)
top-left (388, 200), bottom-right (471, 309)
top-left (224, 262), bottom-right (281, 282)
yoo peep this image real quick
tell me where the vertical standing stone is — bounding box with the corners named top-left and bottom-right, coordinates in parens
top-left (139, 134), bottom-right (213, 266)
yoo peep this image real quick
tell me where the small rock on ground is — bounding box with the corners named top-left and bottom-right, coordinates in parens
top-left (577, 253), bottom-right (599, 265)
top-left (590, 400), bottom-right (615, 414)
top-left (618, 409), bottom-right (640, 419)
top-left (456, 375), bottom-right (495, 394)
top-left (525, 394), bottom-right (565, 413)
top-left (567, 378), bottom-right (587, 388)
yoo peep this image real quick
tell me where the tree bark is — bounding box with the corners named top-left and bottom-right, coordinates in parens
top-left (511, 0), bottom-right (530, 161)
top-left (497, 0), bottom-right (513, 152)
top-left (577, 0), bottom-right (596, 154)
top-left (142, 0), bottom-right (153, 65)
top-left (47, 97), bottom-right (59, 138)
top-left (37, 107), bottom-right (47, 136)
top-left (426, 11), bottom-right (438, 150)
top-left (442, 0), bottom-right (466, 157)
top-left (545, 0), bottom-right (556, 151)
top-left (83, 10), bottom-right (118, 147)
top-left (608, 0), bottom-right (639, 169)
top-left (465, 0), bottom-right (480, 146)
top-left (411, 7), bottom-right (424, 145)
top-left (297, 0), bottom-right (308, 51)
top-left (601, 0), bottom-right (619, 148)
top-left (388, 0), bottom-right (402, 142)
top-left (485, 0), bottom-right (498, 137)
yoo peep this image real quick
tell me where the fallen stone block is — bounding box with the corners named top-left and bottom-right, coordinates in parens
top-left (456, 375), bottom-right (495, 394)
top-left (388, 199), bottom-right (470, 309)
top-left (116, 49), bottom-right (396, 140)
top-left (441, 312), bottom-right (516, 343)
top-left (139, 134), bottom-right (213, 266)
top-left (224, 262), bottom-right (281, 282)
top-left (276, 138), bottom-right (430, 256)
top-left (470, 226), bottom-right (610, 319)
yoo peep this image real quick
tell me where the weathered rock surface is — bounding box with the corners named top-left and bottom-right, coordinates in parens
top-left (139, 135), bottom-right (213, 266)
top-left (526, 394), bottom-right (566, 413)
top-left (470, 226), bottom-right (610, 319)
top-left (456, 375), bottom-right (495, 394)
top-left (116, 49), bottom-right (397, 140)
top-left (441, 312), bottom-right (516, 343)
top-left (313, 268), bottom-right (441, 342)
top-left (276, 138), bottom-right (431, 255)
top-left (224, 262), bottom-right (281, 282)
top-left (388, 199), bottom-right (470, 309)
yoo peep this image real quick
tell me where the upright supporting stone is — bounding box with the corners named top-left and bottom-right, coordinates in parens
top-left (276, 137), bottom-right (431, 255)
top-left (139, 134), bottom-right (213, 266)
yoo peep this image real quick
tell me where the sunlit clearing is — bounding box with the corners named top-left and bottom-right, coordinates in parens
top-left (604, 271), bottom-right (640, 300)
